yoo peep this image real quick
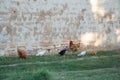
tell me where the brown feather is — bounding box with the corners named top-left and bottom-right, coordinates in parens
top-left (88, 51), bottom-right (97, 55)
top-left (17, 49), bottom-right (27, 59)
top-left (69, 41), bottom-right (81, 52)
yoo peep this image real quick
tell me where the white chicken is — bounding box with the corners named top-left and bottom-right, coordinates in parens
top-left (77, 51), bottom-right (87, 56)
top-left (36, 50), bottom-right (46, 56)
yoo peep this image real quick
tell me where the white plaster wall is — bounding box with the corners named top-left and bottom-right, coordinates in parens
top-left (0, 0), bottom-right (120, 56)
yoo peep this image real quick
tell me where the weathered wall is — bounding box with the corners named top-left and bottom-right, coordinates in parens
top-left (0, 0), bottom-right (120, 56)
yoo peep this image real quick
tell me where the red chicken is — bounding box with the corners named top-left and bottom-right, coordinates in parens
top-left (17, 48), bottom-right (27, 59)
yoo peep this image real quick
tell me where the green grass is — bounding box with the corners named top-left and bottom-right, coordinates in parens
top-left (0, 50), bottom-right (120, 80)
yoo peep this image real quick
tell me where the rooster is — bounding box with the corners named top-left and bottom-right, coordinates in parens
top-left (69, 41), bottom-right (80, 52)
top-left (17, 48), bottom-right (27, 59)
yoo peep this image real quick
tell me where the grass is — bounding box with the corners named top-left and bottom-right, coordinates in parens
top-left (0, 50), bottom-right (120, 80)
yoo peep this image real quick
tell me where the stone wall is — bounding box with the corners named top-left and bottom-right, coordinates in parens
top-left (0, 0), bottom-right (120, 56)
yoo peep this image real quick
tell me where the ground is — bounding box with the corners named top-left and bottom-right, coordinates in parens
top-left (0, 50), bottom-right (120, 80)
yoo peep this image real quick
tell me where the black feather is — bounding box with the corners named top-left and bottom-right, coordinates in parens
top-left (59, 49), bottom-right (67, 55)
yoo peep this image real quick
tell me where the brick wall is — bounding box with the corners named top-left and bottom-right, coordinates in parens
top-left (0, 0), bottom-right (120, 56)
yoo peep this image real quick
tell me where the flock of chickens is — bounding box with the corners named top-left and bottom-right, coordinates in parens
top-left (17, 40), bottom-right (97, 59)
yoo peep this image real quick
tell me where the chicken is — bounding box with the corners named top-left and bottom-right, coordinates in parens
top-left (59, 49), bottom-right (67, 55)
top-left (77, 51), bottom-right (97, 56)
top-left (69, 41), bottom-right (74, 48)
top-left (69, 41), bottom-right (80, 52)
top-left (17, 48), bottom-right (27, 59)
top-left (77, 51), bottom-right (87, 56)
top-left (88, 51), bottom-right (97, 55)
top-left (36, 50), bottom-right (46, 56)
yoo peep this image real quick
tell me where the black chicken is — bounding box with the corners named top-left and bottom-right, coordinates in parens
top-left (58, 49), bottom-right (67, 56)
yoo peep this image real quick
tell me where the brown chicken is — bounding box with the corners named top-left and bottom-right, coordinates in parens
top-left (88, 51), bottom-right (97, 55)
top-left (69, 41), bottom-right (80, 52)
top-left (17, 48), bottom-right (27, 59)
